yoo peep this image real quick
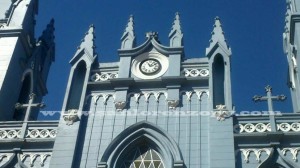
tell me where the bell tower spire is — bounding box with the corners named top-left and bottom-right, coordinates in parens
top-left (169, 12), bottom-right (183, 47)
top-left (121, 15), bottom-right (136, 49)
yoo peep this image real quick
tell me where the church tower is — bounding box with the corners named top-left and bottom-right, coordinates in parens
top-left (51, 13), bottom-right (235, 168)
top-left (0, 0), bottom-right (55, 120)
top-left (284, 0), bottom-right (300, 113)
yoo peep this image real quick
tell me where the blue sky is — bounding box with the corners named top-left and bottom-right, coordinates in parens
top-left (35, 0), bottom-right (291, 118)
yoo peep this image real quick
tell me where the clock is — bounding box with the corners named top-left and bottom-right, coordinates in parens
top-left (131, 51), bottom-right (169, 79)
top-left (140, 59), bottom-right (161, 75)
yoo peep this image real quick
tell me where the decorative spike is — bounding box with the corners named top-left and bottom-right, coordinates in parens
top-left (120, 15), bottom-right (136, 49)
top-left (206, 17), bottom-right (231, 56)
top-left (73, 25), bottom-right (96, 57)
top-left (206, 16), bottom-right (230, 54)
top-left (169, 12), bottom-right (183, 47)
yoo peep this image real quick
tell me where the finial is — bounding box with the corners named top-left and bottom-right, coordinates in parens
top-left (120, 15), bottom-right (136, 49)
top-left (73, 25), bottom-right (96, 57)
top-left (169, 12), bottom-right (183, 47)
top-left (206, 16), bottom-right (231, 56)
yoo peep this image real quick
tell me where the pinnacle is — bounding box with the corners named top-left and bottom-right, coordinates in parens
top-left (120, 15), bottom-right (136, 49)
top-left (169, 12), bottom-right (182, 37)
top-left (75, 25), bottom-right (96, 56)
top-left (121, 15), bottom-right (135, 40)
top-left (210, 16), bottom-right (226, 45)
top-left (206, 16), bottom-right (230, 55)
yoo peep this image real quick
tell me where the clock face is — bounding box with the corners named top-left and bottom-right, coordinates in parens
top-left (140, 59), bottom-right (161, 75)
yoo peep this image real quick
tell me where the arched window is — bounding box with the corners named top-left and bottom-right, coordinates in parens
top-left (122, 145), bottom-right (165, 168)
top-left (67, 61), bottom-right (86, 110)
top-left (212, 55), bottom-right (225, 107)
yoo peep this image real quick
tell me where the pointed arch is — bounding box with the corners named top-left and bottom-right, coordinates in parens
top-left (66, 60), bottom-right (87, 110)
top-left (99, 121), bottom-right (184, 168)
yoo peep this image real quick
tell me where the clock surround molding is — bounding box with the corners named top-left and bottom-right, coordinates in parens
top-left (131, 51), bottom-right (169, 79)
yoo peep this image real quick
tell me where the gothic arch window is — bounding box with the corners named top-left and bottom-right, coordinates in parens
top-left (67, 61), bottom-right (87, 110)
top-left (122, 144), bottom-right (165, 168)
top-left (212, 54), bottom-right (225, 107)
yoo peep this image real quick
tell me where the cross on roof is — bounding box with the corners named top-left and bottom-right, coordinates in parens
top-left (252, 85), bottom-right (286, 132)
top-left (15, 93), bottom-right (45, 121)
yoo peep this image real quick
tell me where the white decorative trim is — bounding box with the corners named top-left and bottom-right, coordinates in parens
top-left (234, 123), bottom-right (271, 133)
top-left (63, 109), bottom-right (79, 125)
top-left (277, 122), bottom-right (300, 132)
top-left (91, 93), bottom-right (115, 105)
top-left (213, 105), bottom-right (233, 121)
top-left (20, 153), bottom-right (52, 167)
top-left (180, 90), bottom-right (209, 101)
top-left (90, 72), bottom-right (118, 82)
top-left (26, 129), bottom-right (57, 139)
top-left (239, 148), bottom-right (271, 163)
top-left (183, 69), bottom-right (209, 77)
top-left (281, 147), bottom-right (300, 161)
top-left (128, 91), bottom-right (167, 104)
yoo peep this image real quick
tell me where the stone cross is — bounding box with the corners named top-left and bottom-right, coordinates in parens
top-left (15, 93), bottom-right (45, 138)
top-left (15, 93), bottom-right (45, 121)
top-left (252, 85), bottom-right (286, 132)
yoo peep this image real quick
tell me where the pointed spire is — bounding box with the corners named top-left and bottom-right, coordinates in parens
top-left (74, 24), bottom-right (96, 57)
top-left (206, 17), bottom-right (231, 55)
top-left (121, 15), bottom-right (136, 49)
top-left (169, 12), bottom-right (183, 47)
top-left (38, 19), bottom-right (55, 49)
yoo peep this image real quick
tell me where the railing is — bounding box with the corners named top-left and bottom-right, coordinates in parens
top-left (0, 121), bottom-right (58, 140)
top-left (233, 113), bottom-right (300, 133)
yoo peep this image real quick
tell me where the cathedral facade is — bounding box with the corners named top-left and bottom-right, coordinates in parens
top-left (0, 0), bottom-right (300, 168)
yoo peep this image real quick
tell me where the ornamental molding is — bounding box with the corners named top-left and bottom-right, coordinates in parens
top-left (234, 122), bottom-right (300, 133)
top-left (238, 148), bottom-right (271, 163)
top-left (90, 72), bottom-right (118, 82)
top-left (0, 129), bottom-right (57, 139)
top-left (87, 93), bottom-right (115, 105)
top-left (127, 91), bottom-right (168, 103)
top-left (115, 101), bottom-right (127, 111)
top-left (281, 147), bottom-right (300, 161)
top-left (234, 123), bottom-right (271, 133)
top-left (213, 104), bottom-right (233, 121)
top-left (183, 68), bottom-right (209, 77)
top-left (180, 90), bottom-right (209, 101)
top-left (26, 129), bottom-right (57, 139)
top-left (277, 122), bottom-right (300, 132)
top-left (63, 109), bottom-right (79, 125)
top-left (20, 153), bottom-right (52, 167)
top-left (167, 100), bottom-right (180, 110)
